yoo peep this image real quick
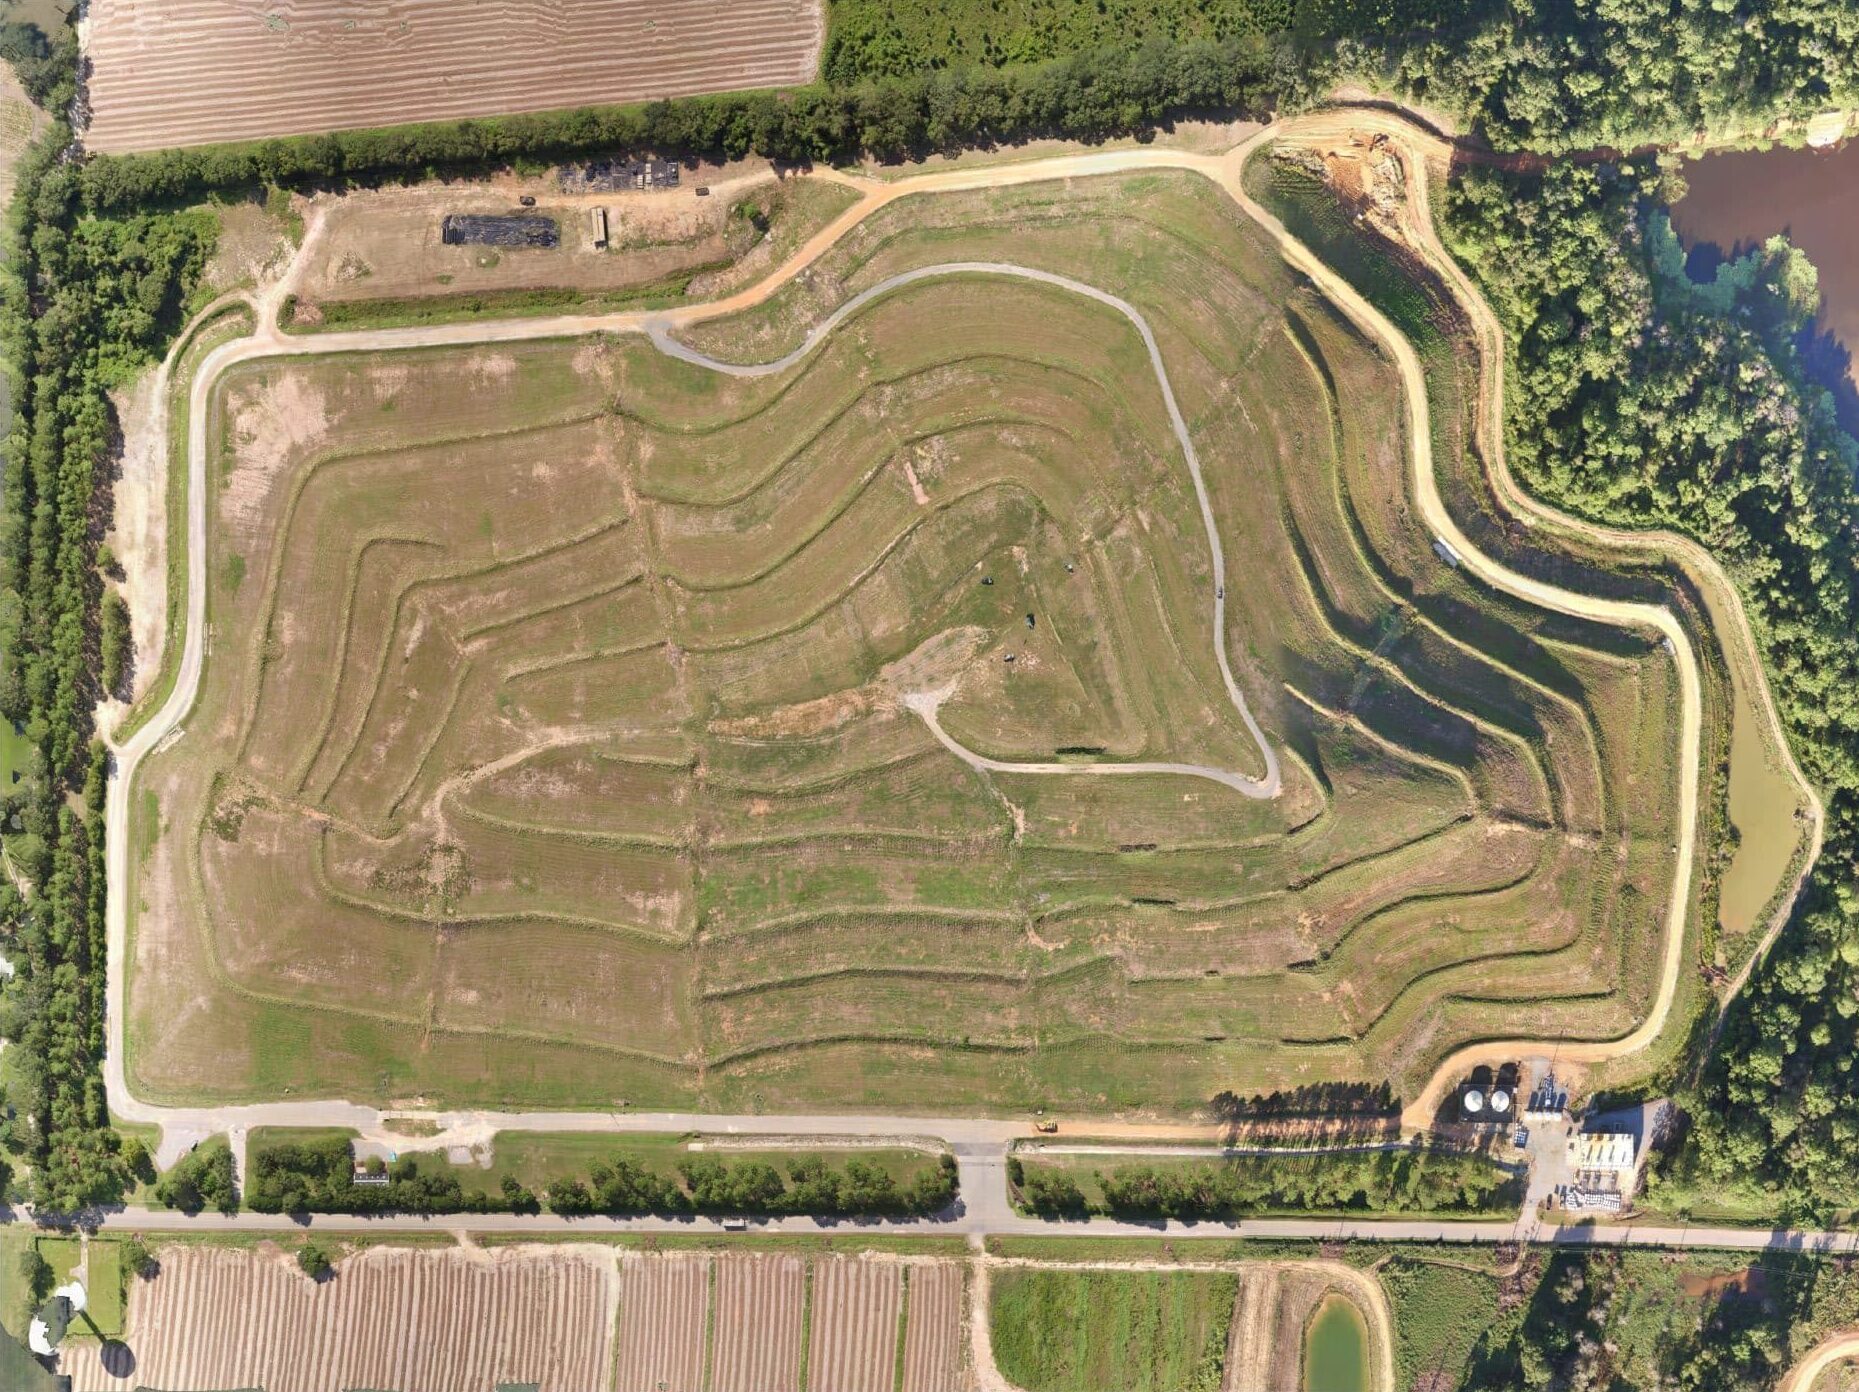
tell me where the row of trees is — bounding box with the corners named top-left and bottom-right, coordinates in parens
top-left (246, 1137), bottom-right (499, 1215)
top-left (64, 2), bottom-right (1859, 214)
top-left (77, 35), bottom-right (1287, 212)
top-left (0, 16), bottom-right (215, 1211)
top-left (550, 1153), bottom-right (958, 1218)
top-left (243, 1135), bottom-right (959, 1218)
top-left (1442, 154), bottom-right (1859, 1219)
top-left (1011, 1147), bottom-right (1518, 1219)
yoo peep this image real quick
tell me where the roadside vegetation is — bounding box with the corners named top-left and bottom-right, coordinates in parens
top-left (0, 33), bottom-right (214, 1213)
top-left (243, 1133), bottom-right (957, 1219)
top-left (1011, 1147), bottom-right (1520, 1220)
top-left (1384, 1245), bottom-right (1859, 1391)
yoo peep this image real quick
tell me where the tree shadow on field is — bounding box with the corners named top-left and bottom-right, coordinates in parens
top-left (98, 1339), bottom-right (136, 1380)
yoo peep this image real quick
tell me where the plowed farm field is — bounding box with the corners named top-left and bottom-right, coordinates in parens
top-left (605, 1252), bottom-right (961, 1392)
top-left (58, 1243), bottom-right (616, 1392)
top-left (614, 1253), bottom-right (710, 1392)
top-left (810, 1257), bottom-right (905, 1392)
top-left (712, 1253), bottom-right (806, 1392)
top-left (128, 170), bottom-right (1700, 1118)
top-left (903, 1260), bottom-right (967, 1392)
top-left (81, 0), bottom-right (825, 154)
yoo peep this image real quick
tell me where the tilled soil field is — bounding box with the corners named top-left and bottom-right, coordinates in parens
top-left (59, 1242), bottom-right (616, 1392)
top-left (712, 1252), bottom-right (806, 1392)
top-left (613, 1252), bottom-right (710, 1392)
top-left (81, 0), bottom-right (824, 154)
top-left (902, 1259), bottom-right (967, 1392)
top-left (810, 1257), bottom-right (905, 1392)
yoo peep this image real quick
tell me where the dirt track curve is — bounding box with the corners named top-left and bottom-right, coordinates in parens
top-left (102, 107), bottom-right (1803, 1181)
top-left (1781, 1332), bottom-right (1859, 1392)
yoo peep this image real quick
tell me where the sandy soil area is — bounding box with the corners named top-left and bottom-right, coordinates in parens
top-left (104, 369), bottom-right (167, 716)
top-left (295, 171), bottom-right (775, 306)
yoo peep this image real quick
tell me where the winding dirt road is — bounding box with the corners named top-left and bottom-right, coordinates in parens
top-left (1781, 1332), bottom-right (1859, 1392)
top-left (102, 108), bottom-right (1794, 1197)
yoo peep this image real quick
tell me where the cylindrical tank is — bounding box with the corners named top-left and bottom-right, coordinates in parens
top-left (1463, 1089), bottom-right (1485, 1113)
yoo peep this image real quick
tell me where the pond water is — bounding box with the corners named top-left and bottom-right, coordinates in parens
top-left (1303, 1293), bottom-right (1369, 1392)
top-left (1669, 139), bottom-right (1859, 435)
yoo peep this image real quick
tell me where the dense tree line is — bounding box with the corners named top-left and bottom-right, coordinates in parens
top-left (1443, 160), bottom-right (1859, 1216)
top-left (1381, 0), bottom-right (1859, 154)
top-left (58, 2), bottom-right (1859, 225)
top-left (153, 1140), bottom-right (237, 1215)
top-left (0, 40), bottom-right (214, 1212)
top-left (77, 36), bottom-right (1285, 212)
top-left (549, 1152), bottom-right (957, 1218)
top-left (243, 1136), bottom-right (958, 1218)
top-left (1012, 1147), bottom-right (1518, 1219)
top-left (246, 1137), bottom-right (498, 1216)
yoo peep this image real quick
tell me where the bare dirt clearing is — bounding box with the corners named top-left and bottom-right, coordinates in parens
top-left (289, 171), bottom-right (787, 319)
top-left (59, 1242), bottom-right (616, 1392)
top-left (81, 0), bottom-right (825, 154)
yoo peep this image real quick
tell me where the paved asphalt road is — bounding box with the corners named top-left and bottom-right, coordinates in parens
top-left (53, 1198), bottom-right (1859, 1261)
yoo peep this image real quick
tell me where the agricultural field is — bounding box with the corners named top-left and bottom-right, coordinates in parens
top-left (610, 1252), bottom-right (959, 1392)
top-left (985, 1261), bottom-right (1381, 1392)
top-left (57, 1242), bottom-right (617, 1392)
top-left (126, 168), bottom-right (1693, 1116)
top-left (80, 0), bottom-right (825, 154)
top-left (988, 1266), bottom-right (1236, 1392)
top-left (809, 1255), bottom-right (903, 1392)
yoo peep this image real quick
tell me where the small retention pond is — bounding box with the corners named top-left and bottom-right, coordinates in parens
top-left (1669, 139), bottom-right (1859, 435)
top-left (1303, 1293), bottom-right (1369, 1392)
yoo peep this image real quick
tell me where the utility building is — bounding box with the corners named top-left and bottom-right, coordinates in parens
top-left (1568, 1132), bottom-right (1637, 1174)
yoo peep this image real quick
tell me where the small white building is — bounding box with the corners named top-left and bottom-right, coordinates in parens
top-left (28, 1280), bottom-right (85, 1355)
top-left (1568, 1131), bottom-right (1637, 1174)
top-left (1432, 536), bottom-right (1464, 569)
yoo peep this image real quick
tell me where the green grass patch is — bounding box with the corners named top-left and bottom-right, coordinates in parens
top-left (81, 1242), bottom-right (124, 1338)
top-left (288, 271), bottom-right (714, 333)
top-left (34, 1237), bottom-right (80, 1283)
top-left (1380, 1254), bottom-right (1502, 1390)
top-left (988, 1267), bottom-right (1236, 1392)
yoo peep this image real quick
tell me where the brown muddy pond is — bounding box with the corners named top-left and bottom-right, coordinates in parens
top-left (1669, 140), bottom-right (1859, 433)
